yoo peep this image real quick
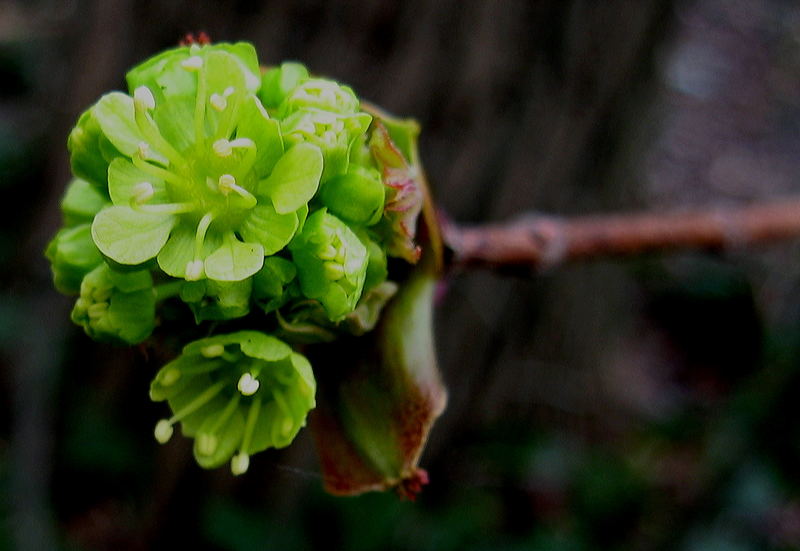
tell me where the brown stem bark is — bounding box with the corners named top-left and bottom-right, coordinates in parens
top-left (444, 198), bottom-right (800, 270)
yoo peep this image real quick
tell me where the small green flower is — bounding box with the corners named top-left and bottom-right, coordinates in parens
top-left (71, 263), bottom-right (156, 345)
top-left (150, 331), bottom-right (315, 474)
top-left (289, 209), bottom-right (368, 321)
top-left (258, 62), bottom-right (310, 109)
top-left (79, 42), bottom-right (318, 283)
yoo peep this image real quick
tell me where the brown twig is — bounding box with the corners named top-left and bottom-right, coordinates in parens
top-left (444, 198), bottom-right (800, 270)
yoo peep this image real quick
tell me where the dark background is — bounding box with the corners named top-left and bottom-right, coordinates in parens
top-left (3, 0), bottom-right (800, 549)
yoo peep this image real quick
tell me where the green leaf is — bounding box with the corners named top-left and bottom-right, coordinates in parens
top-left (236, 95), bottom-right (283, 177)
top-left (204, 238), bottom-right (264, 281)
top-left (93, 92), bottom-right (148, 158)
top-left (239, 204), bottom-right (299, 255)
top-left (91, 206), bottom-right (176, 265)
top-left (60, 178), bottom-right (110, 226)
top-left (107, 158), bottom-right (169, 205)
top-left (259, 143), bottom-right (323, 214)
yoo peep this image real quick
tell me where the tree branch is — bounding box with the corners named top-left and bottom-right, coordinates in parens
top-left (444, 198), bottom-right (800, 270)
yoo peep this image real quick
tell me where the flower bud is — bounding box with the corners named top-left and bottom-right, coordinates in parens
top-left (289, 209), bottom-right (368, 321)
top-left (310, 260), bottom-right (446, 497)
top-left (45, 224), bottom-right (104, 295)
top-left (70, 264), bottom-right (156, 345)
top-left (319, 165), bottom-right (385, 226)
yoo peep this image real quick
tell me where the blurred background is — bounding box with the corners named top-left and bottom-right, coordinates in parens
top-left (3, 0), bottom-right (800, 549)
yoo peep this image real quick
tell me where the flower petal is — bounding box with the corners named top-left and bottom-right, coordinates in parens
top-left (204, 238), bottom-right (264, 282)
top-left (237, 95), bottom-right (283, 177)
top-left (259, 143), bottom-right (322, 214)
top-left (108, 158), bottom-right (168, 205)
top-left (239, 204), bottom-right (299, 256)
top-left (91, 205), bottom-right (176, 265)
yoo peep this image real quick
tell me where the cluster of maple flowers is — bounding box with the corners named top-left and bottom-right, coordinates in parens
top-left (46, 41), bottom-right (436, 481)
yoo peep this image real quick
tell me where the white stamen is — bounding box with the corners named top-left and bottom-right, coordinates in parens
top-left (218, 174), bottom-right (236, 194)
top-left (181, 55), bottom-right (204, 71)
top-left (132, 182), bottom-right (155, 204)
top-left (212, 139), bottom-right (233, 157)
top-left (209, 93), bottom-right (227, 112)
top-left (231, 452), bottom-right (250, 475)
top-left (154, 419), bottom-right (174, 443)
top-left (185, 260), bottom-right (204, 281)
top-left (200, 344), bottom-right (225, 358)
top-left (237, 373), bottom-right (260, 396)
top-left (223, 86), bottom-right (235, 97)
top-left (133, 86), bottom-right (156, 110)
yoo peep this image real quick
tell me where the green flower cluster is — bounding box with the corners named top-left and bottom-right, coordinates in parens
top-left (46, 41), bottom-right (426, 475)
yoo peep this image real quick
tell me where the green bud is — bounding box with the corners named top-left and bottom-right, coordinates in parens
top-left (70, 264), bottom-right (156, 345)
top-left (45, 224), bottom-right (104, 295)
top-left (253, 256), bottom-right (297, 314)
top-left (60, 178), bottom-right (111, 227)
top-left (259, 62), bottom-right (309, 109)
top-left (281, 108), bottom-right (372, 182)
top-left (278, 78), bottom-right (359, 117)
top-left (310, 261), bottom-right (446, 497)
top-left (319, 165), bottom-right (385, 226)
top-left (149, 331), bottom-right (315, 473)
top-left (181, 278), bottom-right (252, 322)
top-left (289, 209), bottom-right (368, 321)
top-left (67, 108), bottom-right (121, 189)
